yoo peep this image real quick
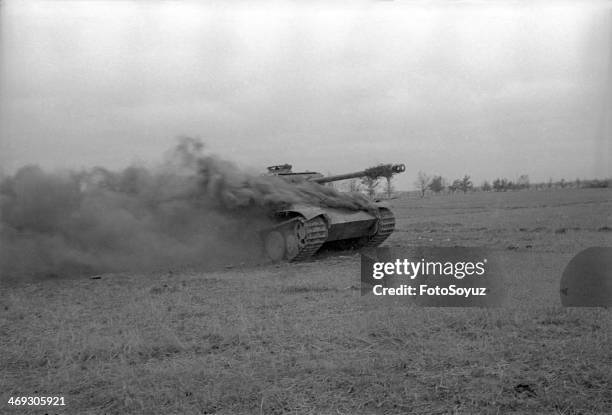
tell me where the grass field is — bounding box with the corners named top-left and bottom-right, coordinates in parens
top-left (1, 188), bottom-right (611, 414)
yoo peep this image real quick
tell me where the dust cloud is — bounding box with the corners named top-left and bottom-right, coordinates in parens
top-left (0, 138), bottom-right (375, 281)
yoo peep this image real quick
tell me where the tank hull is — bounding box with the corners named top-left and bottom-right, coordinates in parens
top-left (263, 203), bottom-right (395, 261)
top-left (316, 208), bottom-right (377, 241)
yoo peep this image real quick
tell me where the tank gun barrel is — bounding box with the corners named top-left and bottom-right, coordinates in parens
top-left (311, 163), bottom-right (406, 184)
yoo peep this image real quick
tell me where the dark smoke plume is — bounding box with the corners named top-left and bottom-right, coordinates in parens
top-left (0, 138), bottom-right (375, 281)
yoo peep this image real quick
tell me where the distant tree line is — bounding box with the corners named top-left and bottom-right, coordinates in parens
top-left (414, 172), bottom-right (610, 197)
top-left (338, 171), bottom-right (610, 199)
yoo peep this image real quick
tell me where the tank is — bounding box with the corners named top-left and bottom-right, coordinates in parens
top-left (262, 163), bottom-right (406, 261)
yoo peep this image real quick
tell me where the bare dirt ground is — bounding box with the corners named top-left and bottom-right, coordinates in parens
top-left (1, 188), bottom-right (611, 414)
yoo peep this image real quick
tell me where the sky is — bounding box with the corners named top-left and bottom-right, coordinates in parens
top-left (1, 1), bottom-right (610, 190)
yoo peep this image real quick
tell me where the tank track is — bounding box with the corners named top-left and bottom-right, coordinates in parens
top-left (290, 216), bottom-right (329, 261)
top-left (364, 207), bottom-right (395, 248)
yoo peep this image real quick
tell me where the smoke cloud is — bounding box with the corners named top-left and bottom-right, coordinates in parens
top-left (0, 138), bottom-right (375, 281)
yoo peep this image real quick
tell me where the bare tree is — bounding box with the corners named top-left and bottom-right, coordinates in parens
top-left (457, 175), bottom-right (473, 193)
top-left (363, 164), bottom-right (399, 199)
top-left (493, 178), bottom-right (508, 191)
top-left (348, 179), bottom-right (361, 193)
top-left (449, 178), bottom-right (463, 193)
top-left (361, 176), bottom-right (380, 198)
top-left (415, 171), bottom-right (431, 198)
top-left (517, 174), bottom-right (530, 190)
top-left (384, 178), bottom-right (394, 199)
top-left (429, 175), bottom-right (445, 194)
top-left (574, 178), bottom-right (581, 188)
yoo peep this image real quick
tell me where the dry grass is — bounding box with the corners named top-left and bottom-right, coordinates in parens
top-left (1, 188), bottom-right (611, 414)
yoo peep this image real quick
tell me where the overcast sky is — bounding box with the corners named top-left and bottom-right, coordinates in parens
top-left (1, 1), bottom-right (610, 189)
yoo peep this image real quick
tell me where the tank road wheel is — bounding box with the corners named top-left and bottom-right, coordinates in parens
top-left (295, 220), bottom-right (307, 243)
top-left (285, 234), bottom-right (300, 260)
top-left (284, 220), bottom-right (306, 261)
top-left (289, 216), bottom-right (328, 262)
top-left (264, 216), bottom-right (329, 262)
top-left (264, 231), bottom-right (286, 262)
